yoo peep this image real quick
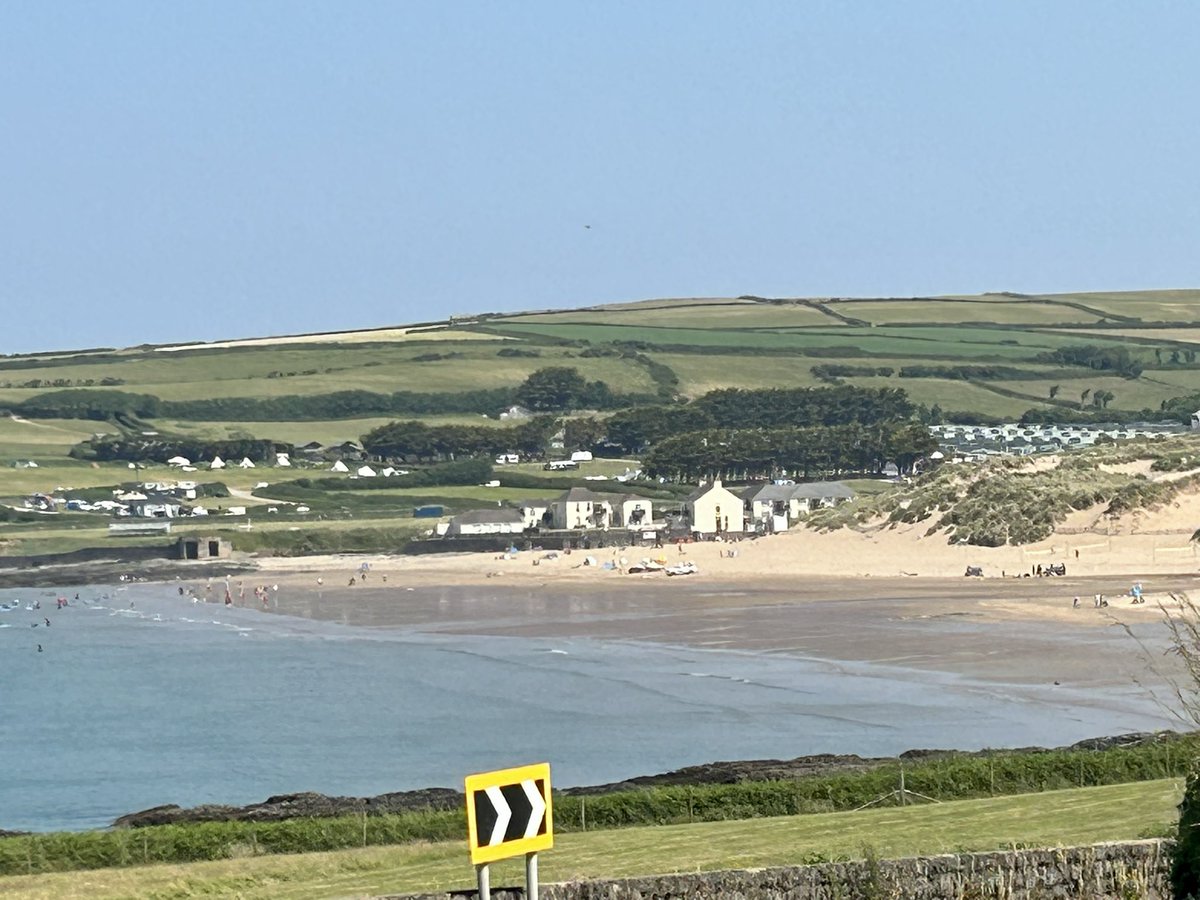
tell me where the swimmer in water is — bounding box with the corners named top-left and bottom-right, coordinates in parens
top-left (37, 644), bottom-right (42, 652)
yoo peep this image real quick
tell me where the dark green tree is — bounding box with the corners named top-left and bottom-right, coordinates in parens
top-left (563, 417), bottom-right (606, 452)
top-left (1173, 769), bottom-right (1200, 899)
top-left (515, 367), bottom-right (589, 411)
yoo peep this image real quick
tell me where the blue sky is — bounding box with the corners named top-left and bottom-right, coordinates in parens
top-left (2, 2), bottom-right (1197, 353)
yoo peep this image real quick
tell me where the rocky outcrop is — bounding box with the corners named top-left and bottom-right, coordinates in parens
top-left (111, 788), bottom-right (462, 828)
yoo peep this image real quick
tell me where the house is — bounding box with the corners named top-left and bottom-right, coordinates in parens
top-left (740, 484), bottom-right (799, 531)
top-left (684, 480), bottom-right (745, 535)
top-left (610, 494), bottom-right (652, 529)
top-left (550, 487), bottom-right (613, 530)
top-left (788, 481), bottom-right (855, 515)
top-left (335, 441), bottom-right (366, 461)
top-left (445, 507), bottom-right (526, 536)
top-left (515, 499), bottom-right (551, 529)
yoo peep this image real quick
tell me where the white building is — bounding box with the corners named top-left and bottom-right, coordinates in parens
top-left (445, 508), bottom-right (526, 536)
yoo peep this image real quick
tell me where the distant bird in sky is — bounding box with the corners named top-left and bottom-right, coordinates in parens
top-left (584, 225), bottom-right (591, 229)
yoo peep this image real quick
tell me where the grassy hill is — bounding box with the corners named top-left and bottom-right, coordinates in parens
top-left (1, 290), bottom-right (1198, 558)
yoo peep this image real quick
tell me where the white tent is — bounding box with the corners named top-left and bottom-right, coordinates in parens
top-left (381, 467), bottom-right (397, 477)
top-left (330, 459), bottom-right (349, 473)
top-left (167, 456), bottom-right (191, 467)
top-left (356, 465), bottom-right (377, 477)
top-left (209, 456), bottom-right (226, 469)
top-left (239, 457), bottom-right (255, 468)
top-left (275, 453), bottom-right (292, 467)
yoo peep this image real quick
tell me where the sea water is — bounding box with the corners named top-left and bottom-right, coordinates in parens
top-left (0, 582), bottom-right (1174, 832)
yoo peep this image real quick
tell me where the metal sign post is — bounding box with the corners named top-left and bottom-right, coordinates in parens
top-left (476, 863), bottom-right (490, 900)
top-left (526, 851), bottom-right (538, 900)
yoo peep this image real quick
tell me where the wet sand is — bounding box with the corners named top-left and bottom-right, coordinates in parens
top-left (246, 568), bottom-right (1199, 694)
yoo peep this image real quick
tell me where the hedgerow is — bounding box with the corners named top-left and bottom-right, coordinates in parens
top-left (1, 735), bottom-right (1195, 876)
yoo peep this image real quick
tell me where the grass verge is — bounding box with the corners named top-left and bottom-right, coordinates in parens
top-left (0, 780), bottom-right (1181, 900)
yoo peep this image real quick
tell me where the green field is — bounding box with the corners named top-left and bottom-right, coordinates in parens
top-left (512, 302), bottom-right (840, 328)
top-left (2, 291), bottom-right (1199, 560)
top-left (0, 780), bottom-right (1180, 900)
top-left (150, 415), bottom-right (508, 446)
top-left (829, 298), bottom-right (1108, 326)
top-left (1035, 290), bottom-right (1200, 322)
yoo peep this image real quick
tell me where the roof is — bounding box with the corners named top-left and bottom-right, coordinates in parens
top-left (516, 498), bottom-right (551, 509)
top-left (740, 484), bottom-right (796, 502)
top-left (789, 481), bottom-right (855, 500)
top-left (451, 508), bottom-right (525, 525)
top-left (685, 481), bottom-right (738, 503)
top-left (556, 487), bottom-right (610, 503)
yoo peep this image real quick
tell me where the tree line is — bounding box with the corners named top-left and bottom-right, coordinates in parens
top-left (1035, 345), bottom-right (1144, 378)
top-left (641, 423), bottom-right (938, 481)
top-left (5, 367), bottom-right (663, 422)
top-left (71, 436), bottom-right (289, 464)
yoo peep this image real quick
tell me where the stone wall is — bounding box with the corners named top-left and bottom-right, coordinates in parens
top-left (393, 840), bottom-right (1170, 900)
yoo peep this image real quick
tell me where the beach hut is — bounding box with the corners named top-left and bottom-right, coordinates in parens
top-left (330, 459), bottom-right (349, 473)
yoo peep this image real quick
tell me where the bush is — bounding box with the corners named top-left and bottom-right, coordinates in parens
top-left (1174, 768), bottom-right (1200, 899)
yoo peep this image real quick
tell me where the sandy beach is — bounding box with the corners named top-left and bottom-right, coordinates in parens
top-left (229, 527), bottom-right (1199, 706)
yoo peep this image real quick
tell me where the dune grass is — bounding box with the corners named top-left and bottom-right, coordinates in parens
top-left (0, 780), bottom-right (1180, 900)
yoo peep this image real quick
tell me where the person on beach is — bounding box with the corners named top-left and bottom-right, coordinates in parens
top-left (1073, 596), bottom-right (1080, 608)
